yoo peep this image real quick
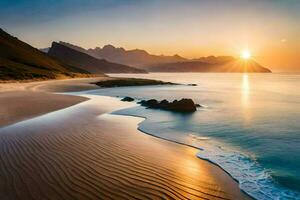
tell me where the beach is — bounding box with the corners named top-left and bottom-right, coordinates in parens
top-left (0, 78), bottom-right (250, 199)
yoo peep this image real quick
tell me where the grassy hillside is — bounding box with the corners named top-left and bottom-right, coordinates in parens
top-left (0, 28), bottom-right (94, 81)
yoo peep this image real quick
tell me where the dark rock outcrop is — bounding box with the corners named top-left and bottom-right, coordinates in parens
top-left (139, 98), bottom-right (199, 113)
top-left (121, 97), bottom-right (134, 102)
top-left (94, 78), bottom-right (174, 88)
top-left (140, 99), bottom-right (159, 108)
top-left (195, 104), bottom-right (202, 108)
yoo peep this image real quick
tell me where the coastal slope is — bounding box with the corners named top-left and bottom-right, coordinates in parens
top-left (0, 29), bottom-right (93, 81)
top-left (48, 42), bottom-right (147, 74)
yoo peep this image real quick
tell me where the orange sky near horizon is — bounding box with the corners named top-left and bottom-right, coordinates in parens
top-left (1, 0), bottom-right (299, 72)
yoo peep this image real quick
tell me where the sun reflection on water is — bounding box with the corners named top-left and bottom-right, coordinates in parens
top-left (242, 74), bottom-right (251, 124)
top-left (242, 74), bottom-right (250, 101)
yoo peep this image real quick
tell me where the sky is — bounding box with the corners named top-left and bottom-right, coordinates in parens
top-left (1, 0), bottom-right (299, 72)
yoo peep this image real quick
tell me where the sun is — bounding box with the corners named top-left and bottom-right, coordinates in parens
top-left (241, 50), bottom-right (251, 60)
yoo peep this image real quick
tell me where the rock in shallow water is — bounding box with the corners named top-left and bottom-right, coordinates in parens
top-left (139, 98), bottom-right (198, 113)
top-left (121, 96), bottom-right (135, 102)
top-left (195, 104), bottom-right (202, 108)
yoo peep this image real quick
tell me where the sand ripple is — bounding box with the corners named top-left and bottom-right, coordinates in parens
top-left (0, 96), bottom-right (250, 200)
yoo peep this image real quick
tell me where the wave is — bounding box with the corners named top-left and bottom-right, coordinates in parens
top-left (195, 140), bottom-right (300, 200)
top-left (112, 107), bottom-right (300, 200)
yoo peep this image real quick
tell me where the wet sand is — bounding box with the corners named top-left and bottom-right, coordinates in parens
top-left (0, 77), bottom-right (110, 127)
top-left (0, 91), bottom-right (88, 127)
top-left (0, 78), bottom-right (251, 199)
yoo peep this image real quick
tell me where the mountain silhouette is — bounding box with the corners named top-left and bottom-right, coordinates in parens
top-left (43, 42), bottom-right (271, 73)
top-left (48, 42), bottom-right (147, 74)
top-left (0, 28), bottom-right (91, 81)
top-left (57, 42), bottom-right (187, 67)
top-left (146, 57), bottom-right (271, 73)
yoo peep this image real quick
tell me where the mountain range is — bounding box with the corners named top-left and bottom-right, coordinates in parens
top-left (47, 42), bottom-right (146, 74)
top-left (87, 44), bottom-right (187, 67)
top-left (0, 27), bottom-right (270, 82)
top-left (146, 59), bottom-right (271, 73)
top-left (45, 42), bottom-right (271, 73)
top-left (53, 42), bottom-right (187, 67)
top-left (0, 29), bottom-right (146, 81)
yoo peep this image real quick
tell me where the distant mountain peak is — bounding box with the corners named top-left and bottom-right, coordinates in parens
top-left (103, 44), bottom-right (116, 49)
top-left (85, 45), bottom-right (187, 67)
top-left (173, 54), bottom-right (185, 59)
top-left (47, 42), bottom-right (146, 74)
top-left (58, 41), bottom-right (87, 53)
top-left (98, 44), bottom-right (126, 53)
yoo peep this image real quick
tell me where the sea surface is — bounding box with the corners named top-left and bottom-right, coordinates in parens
top-left (80, 73), bottom-right (300, 200)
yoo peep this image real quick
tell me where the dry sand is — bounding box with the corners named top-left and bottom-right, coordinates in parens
top-left (0, 78), bottom-right (251, 199)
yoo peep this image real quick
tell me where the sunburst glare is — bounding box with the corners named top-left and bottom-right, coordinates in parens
top-left (241, 50), bottom-right (251, 60)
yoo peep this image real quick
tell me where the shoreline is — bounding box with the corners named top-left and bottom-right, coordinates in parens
top-left (132, 115), bottom-right (253, 199)
top-left (109, 105), bottom-right (256, 199)
top-left (133, 117), bottom-right (253, 199)
top-left (0, 77), bottom-right (251, 199)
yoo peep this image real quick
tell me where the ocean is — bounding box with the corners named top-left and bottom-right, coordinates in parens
top-left (81, 73), bottom-right (300, 200)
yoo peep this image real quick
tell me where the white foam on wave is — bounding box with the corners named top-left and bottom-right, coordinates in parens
top-left (188, 133), bottom-right (210, 140)
top-left (196, 140), bottom-right (300, 200)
